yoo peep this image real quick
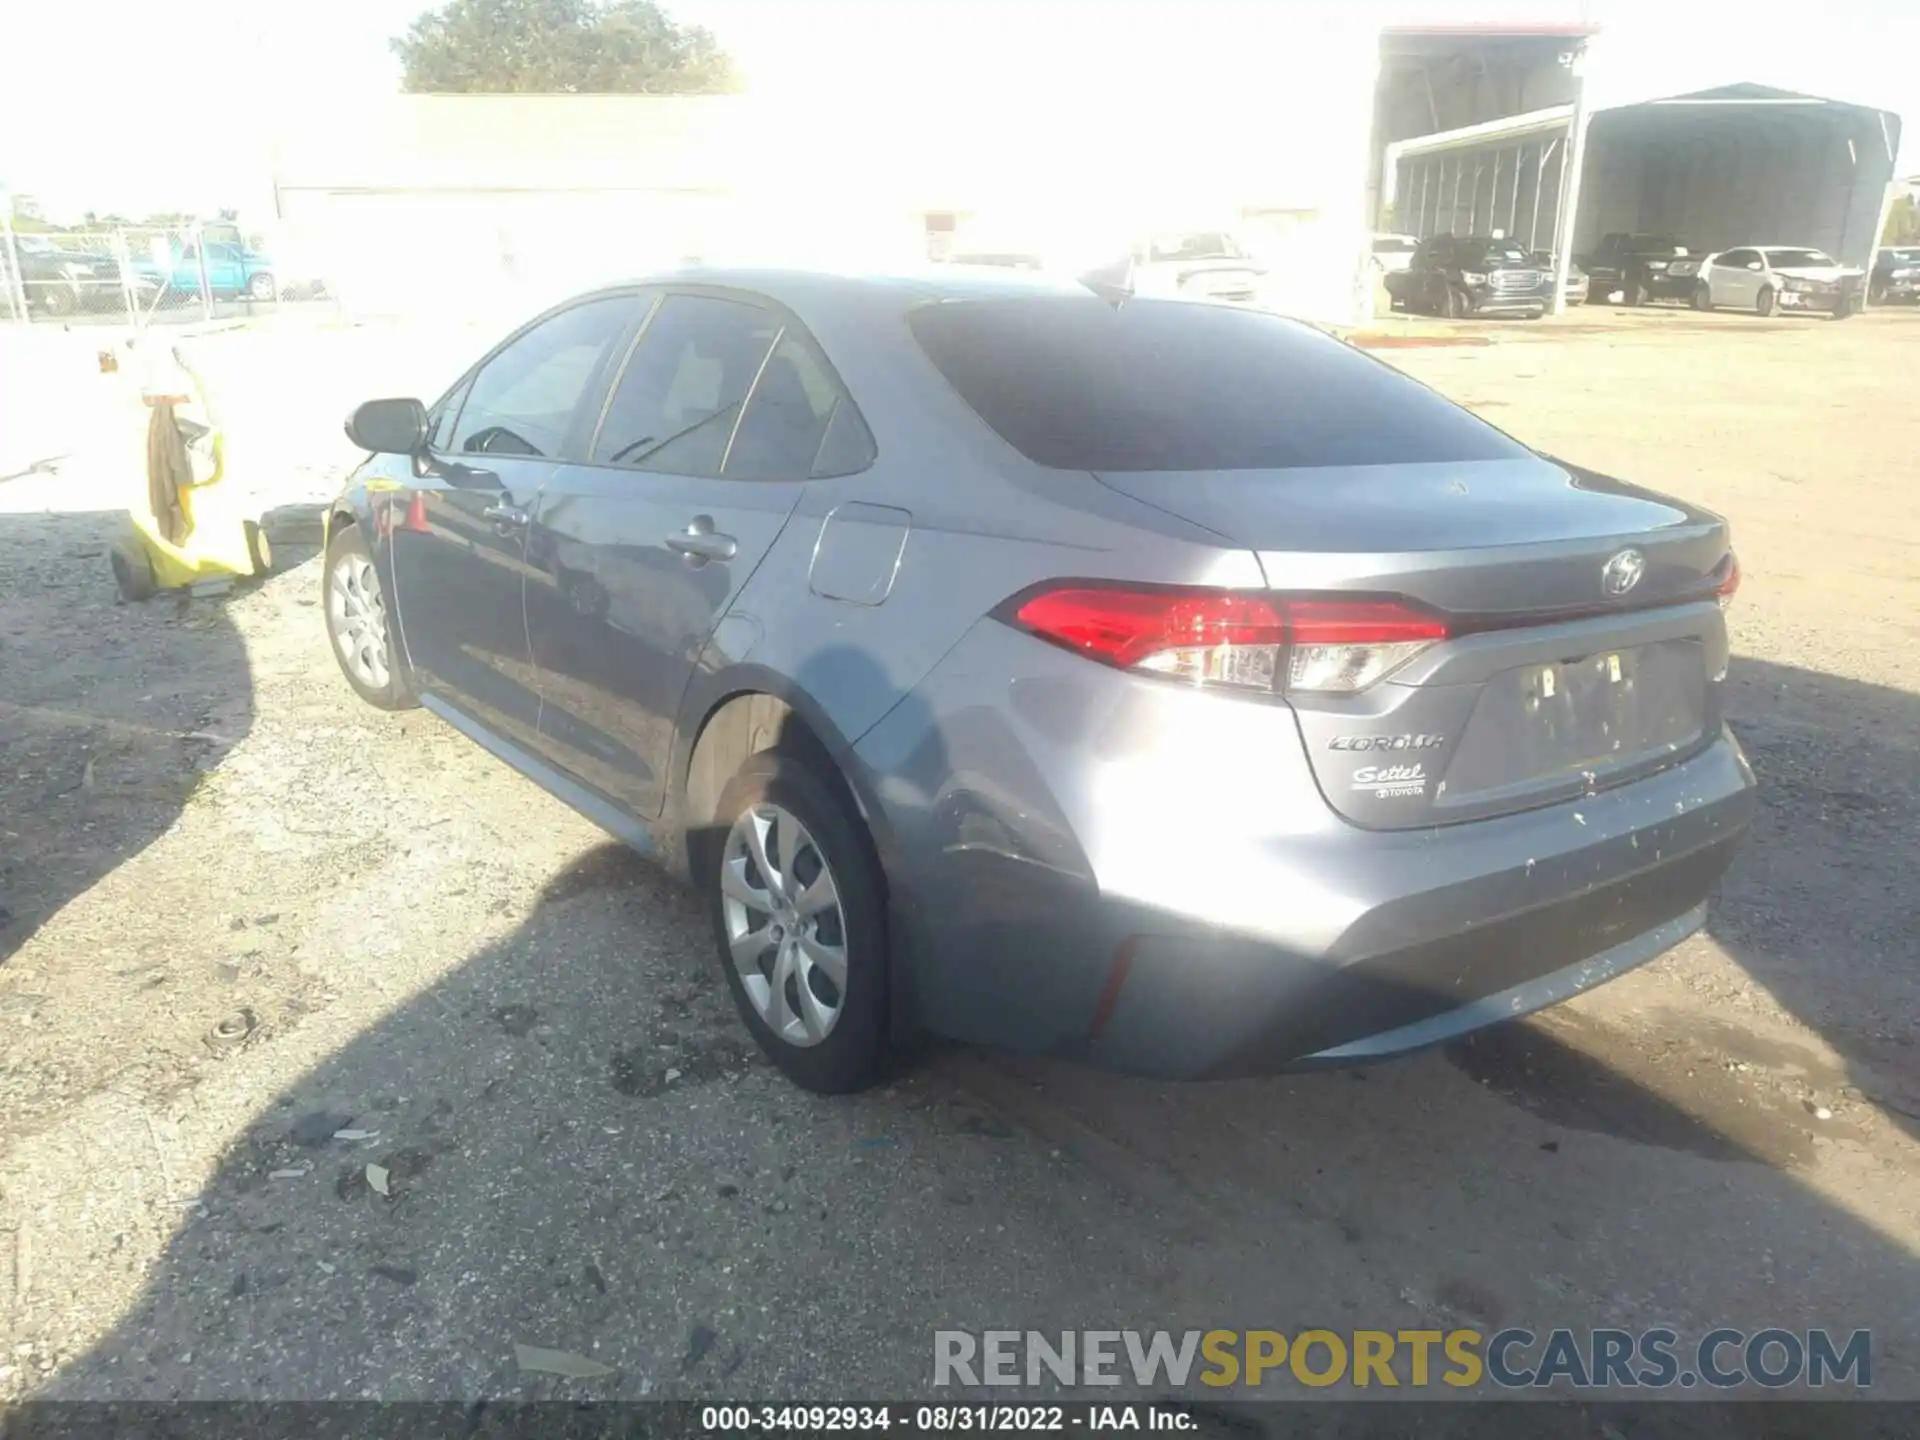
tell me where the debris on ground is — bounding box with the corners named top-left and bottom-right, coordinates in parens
top-left (514, 1344), bottom-right (618, 1380)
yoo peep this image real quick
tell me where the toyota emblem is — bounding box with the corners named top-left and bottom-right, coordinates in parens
top-left (1602, 548), bottom-right (1646, 597)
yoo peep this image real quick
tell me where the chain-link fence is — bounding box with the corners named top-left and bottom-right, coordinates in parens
top-left (0, 221), bottom-right (332, 328)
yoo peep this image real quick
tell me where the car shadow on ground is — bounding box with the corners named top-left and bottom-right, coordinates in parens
top-left (32, 625), bottom-right (1920, 1406)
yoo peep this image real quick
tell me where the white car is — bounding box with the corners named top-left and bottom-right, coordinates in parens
top-left (1686, 245), bottom-right (1864, 318)
top-left (1126, 231), bottom-right (1266, 305)
top-left (1370, 233), bottom-right (1421, 274)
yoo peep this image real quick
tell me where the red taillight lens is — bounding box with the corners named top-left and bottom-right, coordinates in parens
top-left (1009, 585), bottom-right (1448, 694)
top-left (1715, 552), bottom-right (1741, 608)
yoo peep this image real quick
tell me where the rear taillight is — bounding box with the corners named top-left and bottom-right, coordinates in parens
top-left (1007, 585), bottom-right (1448, 695)
top-left (1715, 552), bottom-right (1741, 609)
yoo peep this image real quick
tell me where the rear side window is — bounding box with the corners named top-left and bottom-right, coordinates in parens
top-left (592, 295), bottom-right (782, 475)
top-left (724, 330), bottom-right (873, 480)
top-left (908, 297), bottom-right (1526, 472)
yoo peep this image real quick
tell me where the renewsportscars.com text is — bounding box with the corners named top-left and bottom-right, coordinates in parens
top-left (933, 1328), bottom-right (1871, 1391)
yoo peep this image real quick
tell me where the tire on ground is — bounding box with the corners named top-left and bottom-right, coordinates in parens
top-left (705, 752), bottom-right (890, 1094)
top-left (322, 520), bottom-right (416, 710)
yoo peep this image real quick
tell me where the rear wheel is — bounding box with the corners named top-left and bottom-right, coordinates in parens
top-left (110, 543), bottom-right (156, 602)
top-left (706, 753), bottom-right (889, 1094)
top-left (1755, 287), bottom-right (1775, 317)
top-left (39, 285), bottom-right (76, 318)
top-left (1692, 281), bottom-right (1713, 311)
top-left (244, 519), bottom-right (273, 577)
top-left (323, 521), bottom-right (415, 710)
top-left (247, 272), bottom-right (276, 302)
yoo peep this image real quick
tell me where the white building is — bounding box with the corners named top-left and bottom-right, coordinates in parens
top-left (270, 7), bottom-right (1902, 324)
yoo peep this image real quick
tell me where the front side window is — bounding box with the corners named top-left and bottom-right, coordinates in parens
top-left (910, 296), bottom-right (1525, 473)
top-left (591, 295), bottom-right (782, 475)
top-left (449, 296), bottom-right (637, 459)
top-left (1718, 250), bottom-right (1758, 269)
top-left (426, 375), bottom-right (474, 453)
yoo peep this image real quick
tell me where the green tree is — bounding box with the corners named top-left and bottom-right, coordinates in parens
top-left (392, 0), bottom-right (737, 94)
top-left (1883, 193), bottom-right (1919, 247)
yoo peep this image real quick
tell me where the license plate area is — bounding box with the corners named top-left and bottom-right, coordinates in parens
top-left (1438, 640), bottom-right (1708, 810)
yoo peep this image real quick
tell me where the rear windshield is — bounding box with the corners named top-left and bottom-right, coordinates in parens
top-left (908, 297), bottom-right (1527, 473)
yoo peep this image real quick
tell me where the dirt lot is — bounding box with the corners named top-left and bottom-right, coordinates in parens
top-left (1, 304), bottom-right (1917, 1405)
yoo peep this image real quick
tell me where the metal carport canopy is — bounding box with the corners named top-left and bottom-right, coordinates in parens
top-left (1381, 105), bottom-right (1579, 293)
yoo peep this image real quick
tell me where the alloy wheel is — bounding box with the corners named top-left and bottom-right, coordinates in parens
top-left (327, 554), bottom-right (391, 689)
top-left (719, 802), bottom-right (848, 1047)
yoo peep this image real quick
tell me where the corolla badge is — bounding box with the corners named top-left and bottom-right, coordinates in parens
top-left (1602, 547), bottom-right (1646, 597)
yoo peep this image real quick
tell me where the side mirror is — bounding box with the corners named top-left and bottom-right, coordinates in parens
top-left (1747, 261), bottom-right (1763, 272)
top-left (346, 398), bottom-right (428, 455)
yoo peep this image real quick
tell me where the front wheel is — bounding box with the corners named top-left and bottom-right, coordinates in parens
top-left (707, 754), bottom-right (890, 1094)
top-left (1755, 287), bottom-right (1775, 317)
top-left (1622, 276), bottom-right (1647, 306)
top-left (1439, 285), bottom-right (1466, 319)
top-left (323, 521), bottom-right (416, 710)
top-left (1692, 282), bottom-right (1713, 311)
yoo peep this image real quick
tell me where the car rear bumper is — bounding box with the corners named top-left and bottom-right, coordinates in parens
top-left (856, 621), bottom-right (1756, 1079)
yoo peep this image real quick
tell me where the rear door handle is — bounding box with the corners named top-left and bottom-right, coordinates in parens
top-left (666, 515), bottom-right (737, 563)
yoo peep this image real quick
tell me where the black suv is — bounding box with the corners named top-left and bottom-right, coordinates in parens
top-left (1386, 235), bottom-right (1553, 318)
top-left (1578, 233), bottom-right (1700, 305)
top-left (1870, 246), bottom-right (1920, 304)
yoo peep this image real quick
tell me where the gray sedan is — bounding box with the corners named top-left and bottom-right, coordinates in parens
top-left (322, 266), bottom-right (1755, 1092)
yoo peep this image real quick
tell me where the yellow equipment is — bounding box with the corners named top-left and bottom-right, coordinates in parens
top-left (111, 340), bottom-right (273, 601)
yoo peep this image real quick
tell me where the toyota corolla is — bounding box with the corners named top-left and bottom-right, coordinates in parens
top-left (322, 266), bottom-right (1754, 1093)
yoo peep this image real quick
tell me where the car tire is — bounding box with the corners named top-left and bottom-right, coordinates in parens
top-left (39, 285), bottom-right (77, 318)
top-left (244, 519), bottom-right (273, 577)
top-left (1622, 276), bottom-right (1646, 306)
top-left (247, 272), bottom-right (275, 302)
top-left (706, 752), bottom-right (890, 1094)
top-left (1692, 282), bottom-right (1713, 311)
top-left (1869, 281), bottom-right (1887, 306)
top-left (322, 520), bottom-right (416, 710)
top-left (1439, 285), bottom-right (1465, 319)
top-left (1755, 287), bottom-right (1775, 317)
top-left (110, 542), bottom-right (157, 602)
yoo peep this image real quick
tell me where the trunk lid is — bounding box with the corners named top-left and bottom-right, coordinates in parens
top-left (1093, 456), bottom-right (1734, 829)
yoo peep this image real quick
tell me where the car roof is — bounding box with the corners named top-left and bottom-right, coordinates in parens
top-left (589, 262), bottom-right (1095, 313)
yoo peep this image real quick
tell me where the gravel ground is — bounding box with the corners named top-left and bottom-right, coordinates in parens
top-left (1, 305), bottom-right (1916, 1404)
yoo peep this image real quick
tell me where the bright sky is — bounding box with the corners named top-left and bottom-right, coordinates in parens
top-left (1, 0), bottom-right (1915, 222)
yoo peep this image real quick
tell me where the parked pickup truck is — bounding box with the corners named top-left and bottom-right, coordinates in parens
top-left (134, 238), bottom-right (279, 302)
top-left (1578, 233), bottom-right (1699, 305)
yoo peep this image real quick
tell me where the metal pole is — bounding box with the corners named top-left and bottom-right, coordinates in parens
top-left (1416, 162), bottom-right (1430, 236)
top-left (1508, 145), bottom-right (1523, 238)
top-left (0, 210), bottom-right (28, 323)
top-left (114, 229), bottom-right (138, 326)
top-left (1530, 137), bottom-right (1558, 255)
top-left (1551, 65), bottom-right (1591, 314)
top-left (194, 223), bottom-right (213, 319)
top-left (1451, 156), bottom-right (1464, 234)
